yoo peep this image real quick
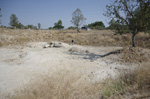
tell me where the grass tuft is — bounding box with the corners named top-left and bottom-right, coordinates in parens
top-left (102, 62), bottom-right (150, 98)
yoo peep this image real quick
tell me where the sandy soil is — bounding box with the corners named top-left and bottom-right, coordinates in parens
top-left (0, 42), bottom-right (135, 94)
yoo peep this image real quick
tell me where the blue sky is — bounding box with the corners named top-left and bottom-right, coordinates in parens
top-left (0, 0), bottom-right (111, 29)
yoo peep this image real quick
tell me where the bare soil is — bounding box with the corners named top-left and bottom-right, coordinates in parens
top-left (0, 29), bottom-right (150, 98)
top-left (0, 42), bottom-right (136, 95)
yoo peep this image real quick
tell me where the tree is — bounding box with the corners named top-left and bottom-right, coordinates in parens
top-left (71, 8), bottom-right (86, 33)
top-left (68, 26), bottom-right (76, 30)
top-left (25, 25), bottom-right (37, 29)
top-left (108, 18), bottom-right (129, 33)
top-left (10, 14), bottom-right (19, 28)
top-left (108, 18), bottom-right (116, 29)
top-left (53, 20), bottom-right (64, 29)
top-left (48, 27), bottom-right (53, 30)
top-left (0, 8), bottom-right (2, 24)
top-left (38, 23), bottom-right (41, 29)
top-left (88, 21), bottom-right (105, 30)
top-left (105, 0), bottom-right (150, 47)
top-left (17, 23), bottom-right (24, 29)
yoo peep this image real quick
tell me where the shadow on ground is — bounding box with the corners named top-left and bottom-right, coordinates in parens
top-left (69, 50), bottom-right (121, 61)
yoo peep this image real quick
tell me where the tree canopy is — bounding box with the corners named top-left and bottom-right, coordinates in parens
top-left (53, 20), bottom-right (64, 29)
top-left (105, 0), bottom-right (150, 47)
top-left (88, 21), bottom-right (105, 30)
top-left (0, 8), bottom-right (2, 24)
top-left (68, 26), bottom-right (76, 30)
top-left (25, 25), bottom-right (37, 29)
top-left (38, 23), bottom-right (41, 29)
top-left (10, 14), bottom-right (19, 28)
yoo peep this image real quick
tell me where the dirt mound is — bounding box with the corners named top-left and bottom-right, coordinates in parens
top-left (68, 47), bottom-right (89, 54)
top-left (120, 47), bottom-right (149, 63)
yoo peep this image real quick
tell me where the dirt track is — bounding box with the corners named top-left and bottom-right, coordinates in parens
top-left (0, 42), bottom-right (135, 94)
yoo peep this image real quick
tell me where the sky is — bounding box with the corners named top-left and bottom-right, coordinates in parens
top-left (0, 0), bottom-right (111, 29)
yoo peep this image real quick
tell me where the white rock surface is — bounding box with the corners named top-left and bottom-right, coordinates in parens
top-left (0, 42), bottom-right (135, 94)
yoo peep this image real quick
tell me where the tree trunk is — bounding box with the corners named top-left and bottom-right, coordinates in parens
top-left (132, 33), bottom-right (136, 47)
top-left (76, 25), bottom-right (80, 33)
top-left (76, 28), bottom-right (79, 33)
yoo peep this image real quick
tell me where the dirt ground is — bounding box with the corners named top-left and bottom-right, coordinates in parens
top-left (0, 29), bottom-right (150, 98)
top-left (0, 42), bottom-right (137, 96)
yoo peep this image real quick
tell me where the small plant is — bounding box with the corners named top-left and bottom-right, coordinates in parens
top-left (0, 41), bottom-right (3, 47)
top-left (102, 63), bottom-right (150, 98)
top-left (102, 80), bottom-right (124, 97)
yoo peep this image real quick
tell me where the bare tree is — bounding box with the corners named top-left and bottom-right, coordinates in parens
top-left (71, 8), bottom-right (86, 33)
top-left (105, 0), bottom-right (150, 47)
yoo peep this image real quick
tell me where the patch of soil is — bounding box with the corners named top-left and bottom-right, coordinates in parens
top-left (119, 47), bottom-right (150, 63)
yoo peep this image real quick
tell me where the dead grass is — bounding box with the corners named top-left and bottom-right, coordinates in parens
top-left (3, 62), bottom-right (149, 99)
top-left (119, 47), bottom-right (150, 63)
top-left (0, 41), bottom-right (3, 47)
top-left (101, 62), bottom-right (150, 98)
top-left (4, 68), bottom-right (102, 99)
top-left (14, 37), bottom-right (30, 44)
top-left (0, 28), bottom-right (150, 98)
top-left (0, 28), bottom-right (150, 48)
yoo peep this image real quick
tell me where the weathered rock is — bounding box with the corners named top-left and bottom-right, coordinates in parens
top-left (50, 42), bottom-right (54, 48)
top-left (43, 44), bottom-right (50, 48)
top-left (44, 42), bottom-right (63, 48)
top-left (53, 42), bottom-right (62, 47)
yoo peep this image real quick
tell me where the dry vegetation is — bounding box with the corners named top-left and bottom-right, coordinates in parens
top-left (0, 28), bottom-right (150, 99)
top-left (118, 47), bottom-right (150, 63)
top-left (0, 28), bottom-right (150, 48)
top-left (7, 68), bottom-right (102, 99)
top-left (107, 62), bottom-right (150, 99)
top-left (3, 63), bottom-right (150, 99)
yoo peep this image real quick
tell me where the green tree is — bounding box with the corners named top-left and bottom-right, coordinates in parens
top-left (17, 23), bottom-right (24, 29)
top-left (68, 26), bottom-right (75, 30)
top-left (25, 25), bottom-right (37, 29)
top-left (53, 20), bottom-right (64, 29)
top-left (10, 14), bottom-right (19, 28)
top-left (48, 27), bottom-right (53, 30)
top-left (71, 8), bottom-right (86, 33)
top-left (105, 0), bottom-right (150, 47)
top-left (38, 23), bottom-right (41, 29)
top-left (0, 8), bottom-right (2, 24)
top-left (108, 18), bottom-right (116, 29)
top-left (108, 19), bottom-right (129, 34)
top-left (88, 21), bottom-right (105, 30)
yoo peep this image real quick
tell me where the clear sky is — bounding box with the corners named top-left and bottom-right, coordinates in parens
top-left (0, 0), bottom-right (111, 29)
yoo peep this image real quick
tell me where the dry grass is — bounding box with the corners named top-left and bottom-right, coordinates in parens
top-left (4, 68), bottom-right (102, 99)
top-left (2, 62), bottom-right (149, 99)
top-left (119, 47), bottom-right (150, 63)
top-left (0, 41), bottom-right (3, 47)
top-left (101, 62), bottom-right (150, 98)
top-left (1, 28), bottom-right (150, 99)
top-left (0, 28), bottom-right (150, 48)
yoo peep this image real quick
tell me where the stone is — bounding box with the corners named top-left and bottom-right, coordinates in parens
top-left (43, 44), bottom-right (50, 48)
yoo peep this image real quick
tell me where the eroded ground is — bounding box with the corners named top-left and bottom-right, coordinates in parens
top-left (0, 42), bottom-right (136, 95)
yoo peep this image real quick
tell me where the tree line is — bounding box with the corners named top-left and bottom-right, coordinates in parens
top-left (9, 14), bottom-right (40, 29)
top-left (0, 8), bottom-right (105, 31)
top-left (0, 0), bottom-right (150, 47)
